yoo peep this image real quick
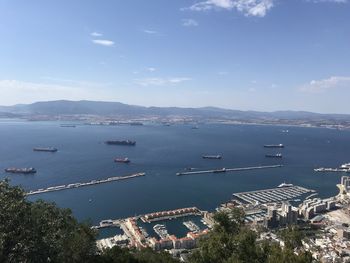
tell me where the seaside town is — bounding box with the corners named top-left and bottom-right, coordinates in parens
top-left (95, 175), bottom-right (350, 262)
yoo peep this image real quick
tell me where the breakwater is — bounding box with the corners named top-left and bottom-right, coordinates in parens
top-left (26, 172), bottom-right (145, 196)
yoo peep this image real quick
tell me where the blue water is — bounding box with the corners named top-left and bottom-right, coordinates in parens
top-left (1, 120), bottom-right (349, 225)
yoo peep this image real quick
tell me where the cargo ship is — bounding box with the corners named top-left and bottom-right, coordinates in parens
top-left (60, 124), bottom-right (76, 128)
top-left (264, 144), bottom-right (284, 148)
top-left (5, 167), bottom-right (37, 174)
top-left (105, 140), bottom-right (136, 146)
top-left (33, 147), bottom-right (58, 152)
top-left (202, 155), bottom-right (222, 159)
top-left (265, 153), bottom-right (282, 158)
top-left (114, 157), bottom-right (130, 163)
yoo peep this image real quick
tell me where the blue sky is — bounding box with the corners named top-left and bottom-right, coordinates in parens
top-left (0, 0), bottom-right (350, 113)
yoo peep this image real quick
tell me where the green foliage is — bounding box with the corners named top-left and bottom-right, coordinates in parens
top-left (0, 180), bottom-right (97, 262)
top-left (95, 247), bottom-right (179, 263)
top-left (280, 226), bottom-right (304, 250)
top-left (188, 208), bottom-right (313, 263)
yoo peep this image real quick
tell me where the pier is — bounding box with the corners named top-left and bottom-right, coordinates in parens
top-left (26, 172), bottom-right (145, 196)
top-left (176, 164), bottom-right (283, 176)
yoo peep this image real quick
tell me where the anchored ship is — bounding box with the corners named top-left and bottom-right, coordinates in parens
top-left (265, 153), bottom-right (282, 158)
top-left (60, 124), bottom-right (76, 128)
top-left (202, 155), bottom-right (222, 159)
top-left (33, 147), bottom-right (58, 152)
top-left (114, 157), bottom-right (130, 163)
top-left (264, 144), bottom-right (284, 148)
top-left (5, 167), bottom-right (37, 174)
top-left (105, 140), bottom-right (136, 146)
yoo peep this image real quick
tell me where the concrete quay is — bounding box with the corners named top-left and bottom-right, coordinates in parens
top-left (176, 164), bottom-right (283, 176)
top-left (26, 172), bottom-right (146, 196)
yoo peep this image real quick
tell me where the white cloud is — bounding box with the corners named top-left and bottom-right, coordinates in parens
top-left (135, 77), bottom-right (191, 87)
top-left (299, 76), bottom-right (350, 93)
top-left (143, 29), bottom-right (158, 34)
top-left (91, 39), bottom-right (115, 47)
top-left (182, 18), bottom-right (199, 27)
top-left (91, 32), bottom-right (103, 37)
top-left (147, 67), bottom-right (156, 72)
top-left (184, 0), bottom-right (274, 17)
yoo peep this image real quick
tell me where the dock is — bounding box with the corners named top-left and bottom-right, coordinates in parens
top-left (26, 172), bottom-right (145, 196)
top-left (232, 185), bottom-right (315, 205)
top-left (176, 164), bottom-right (283, 176)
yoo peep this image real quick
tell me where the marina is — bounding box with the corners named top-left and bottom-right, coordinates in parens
top-left (26, 172), bottom-right (145, 196)
top-left (176, 164), bottom-right (283, 176)
top-left (232, 185), bottom-right (315, 205)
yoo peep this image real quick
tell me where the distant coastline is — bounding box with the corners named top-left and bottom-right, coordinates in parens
top-left (0, 100), bottom-right (349, 130)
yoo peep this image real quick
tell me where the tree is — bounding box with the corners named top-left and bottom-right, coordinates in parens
top-left (0, 180), bottom-right (97, 262)
top-left (188, 208), bottom-right (313, 263)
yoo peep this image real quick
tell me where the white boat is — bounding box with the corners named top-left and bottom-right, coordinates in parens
top-left (278, 182), bottom-right (293, 188)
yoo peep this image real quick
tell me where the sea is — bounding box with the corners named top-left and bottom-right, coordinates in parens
top-left (1, 119), bottom-right (349, 236)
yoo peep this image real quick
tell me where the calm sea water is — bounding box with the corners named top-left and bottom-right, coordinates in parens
top-left (1, 120), bottom-right (349, 226)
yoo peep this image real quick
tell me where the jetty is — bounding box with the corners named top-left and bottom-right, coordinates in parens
top-left (176, 164), bottom-right (283, 176)
top-left (26, 172), bottom-right (145, 196)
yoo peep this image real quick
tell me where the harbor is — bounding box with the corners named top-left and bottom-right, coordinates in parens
top-left (176, 164), bottom-right (283, 176)
top-left (26, 172), bottom-right (145, 196)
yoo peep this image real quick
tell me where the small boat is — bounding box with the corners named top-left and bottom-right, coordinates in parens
top-left (114, 158), bottom-right (130, 163)
top-left (278, 182), bottom-right (293, 188)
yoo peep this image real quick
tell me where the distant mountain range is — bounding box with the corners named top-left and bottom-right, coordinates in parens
top-left (0, 100), bottom-right (349, 121)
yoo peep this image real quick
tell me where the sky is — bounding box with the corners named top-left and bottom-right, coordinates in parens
top-left (0, 0), bottom-right (350, 113)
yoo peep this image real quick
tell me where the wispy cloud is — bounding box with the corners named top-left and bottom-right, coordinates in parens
top-left (143, 29), bottom-right (158, 34)
top-left (182, 18), bottom-right (199, 27)
top-left (135, 77), bottom-right (191, 87)
top-left (299, 76), bottom-right (350, 93)
top-left (183, 0), bottom-right (274, 17)
top-left (91, 39), bottom-right (115, 47)
top-left (91, 32), bottom-right (103, 37)
top-left (147, 67), bottom-right (157, 72)
top-left (308, 0), bottom-right (347, 3)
